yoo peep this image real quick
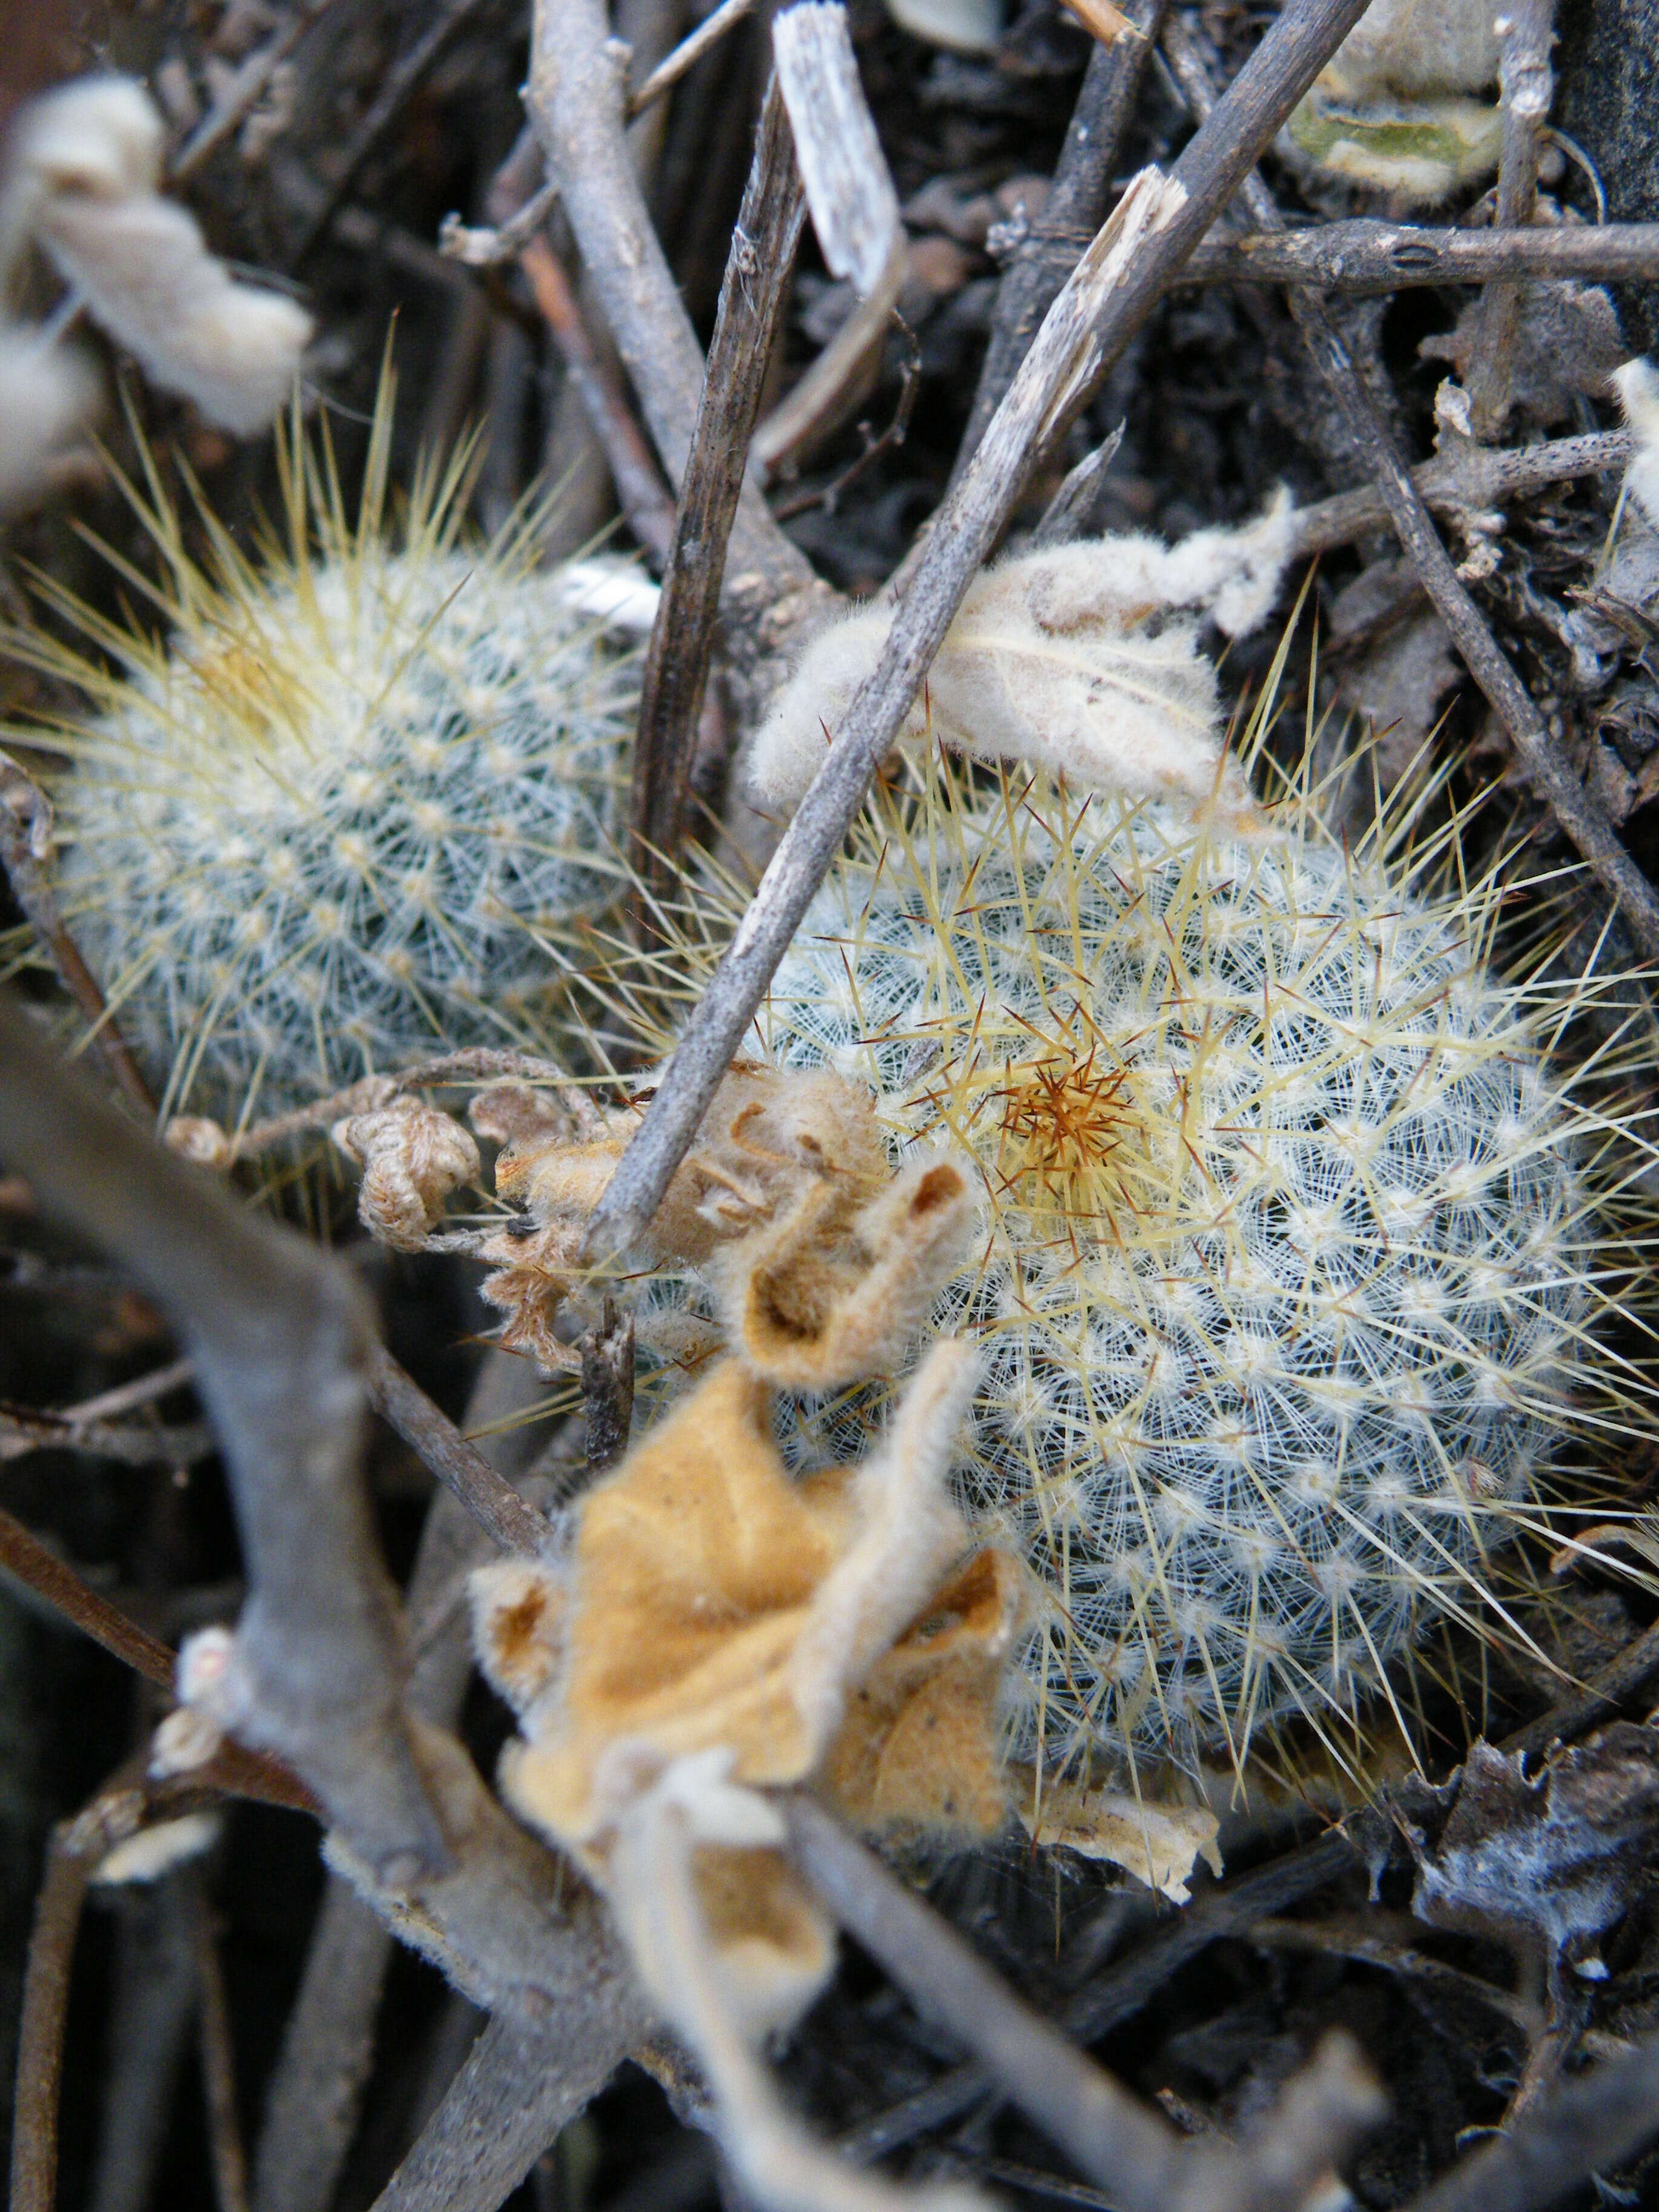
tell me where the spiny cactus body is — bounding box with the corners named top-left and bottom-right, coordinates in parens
top-left (676, 755), bottom-right (1652, 1783)
top-left (28, 409), bottom-right (636, 1119)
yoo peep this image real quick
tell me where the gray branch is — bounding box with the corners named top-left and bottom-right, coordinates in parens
top-left (578, 0), bottom-right (1378, 1268)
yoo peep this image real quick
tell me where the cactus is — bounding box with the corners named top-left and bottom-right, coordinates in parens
top-left (656, 748), bottom-right (1654, 1786)
top-left (24, 400), bottom-right (638, 1120)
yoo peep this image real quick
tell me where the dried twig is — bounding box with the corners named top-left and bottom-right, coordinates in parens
top-left (1467, 0), bottom-right (1558, 435)
top-left (789, 1800), bottom-right (1382, 2212)
top-left (526, 0), bottom-right (828, 685)
top-left (629, 75), bottom-right (805, 896)
top-left (749, 2), bottom-right (905, 483)
top-left (1395, 2034), bottom-right (1659, 2212)
top-left (366, 2016), bottom-right (626, 2212)
top-left (1164, 19), bottom-right (1659, 966)
top-left (1500, 1613), bottom-right (1659, 1763)
top-left (579, 0), bottom-right (1379, 1268)
top-left (1, 750), bottom-right (155, 1118)
top-left (579, 1296), bottom-right (635, 1471)
top-left (0, 990), bottom-right (646, 2068)
top-left (169, 0), bottom-right (342, 181)
top-left (837, 1829), bottom-right (1358, 2165)
top-left (0, 1501), bottom-right (188, 1687)
top-left (367, 1345), bottom-right (554, 1558)
top-left (519, 233), bottom-right (678, 566)
top-left (253, 1357), bottom-right (552, 2212)
top-left (1288, 426), bottom-right (1632, 558)
top-left (13, 1811), bottom-right (104, 2212)
top-left (0, 1403), bottom-right (212, 1467)
top-left (954, 0), bottom-right (1167, 482)
top-left (289, 0), bottom-right (498, 267)
top-left (1174, 216), bottom-right (1659, 297)
top-left (626, 0), bottom-right (759, 119)
top-left (193, 1889), bottom-right (252, 2212)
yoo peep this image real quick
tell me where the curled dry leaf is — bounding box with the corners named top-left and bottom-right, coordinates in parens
top-left (6, 75), bottom-right (313, 434)
top-left (1406, 1729), bottom-right (1659, 1982)
top-left (332, 1096), bottom-right (481, 1253)
top-left (1019, 1778), bottom-right (1222, 1905)
top-left (742, 496), bottom-right (1296, 818)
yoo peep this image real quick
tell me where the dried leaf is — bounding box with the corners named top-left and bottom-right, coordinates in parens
top-left (1020, 1778), bottom-right (1222, 1904)
top-left (1407, 1730), bottom-right (1659, 1977)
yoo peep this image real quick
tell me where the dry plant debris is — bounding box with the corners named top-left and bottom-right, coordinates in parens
top-left (10, 1), bottom-right (1659, 2210)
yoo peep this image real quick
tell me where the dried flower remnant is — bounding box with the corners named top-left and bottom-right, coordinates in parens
top-left (472, 1335), bottom-right (1013, 2212)
top-left (474, 1063), bottom-right (897, 1375)
top-left (1287, 0), bottom-right (1504, 203)
top-left (743, 497), bottom-right (1295, 820)
top-left (0, 327), bottom-right (97, 514)
top-left (657, 742), bottom-right (1658, 1791)
top-left (1613, 358), bottom-right (1659, 532)
top-left (27, 384), bottom-right (638, 1120)
top-left (4, 76), bottom-right (312, 434)
top-left (331, 1093), bottom-right (481, 1253)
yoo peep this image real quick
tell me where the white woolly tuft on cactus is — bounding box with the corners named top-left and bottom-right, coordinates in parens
top-left (42, 414), bottom-right (637, 1118)
top-left (737, 756), bottom-right (1635, 1779)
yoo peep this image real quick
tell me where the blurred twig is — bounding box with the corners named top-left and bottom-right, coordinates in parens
top-left (579, 1296), bottom-right (635, 1470)
top-left (366, 1346), bottom-right (555, 1558)
top-left (289, 0), bottom-right (500, 267)
top-left (170, 0), bottom-right (344, 182)
top-left (193, 1888), bottom-right (253, 2212)
top-left (789, 1798), bottom-right (1382, 2212)
top-left (519, 234), bottom-right (679, 565)
top-left (954, 0), bottom-right (1167, 484)
top-left (579, 0), bottom-right (1379, 1269)
top-left (629, 73), bottom-right (805, 897)
top-left (626, 0), bottom-right (759, 118)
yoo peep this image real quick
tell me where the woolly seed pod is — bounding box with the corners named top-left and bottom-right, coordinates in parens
top-left (28, 401), bottom-right (638, 1118)
top-left (671, 751), bottom-right (1654, 1786)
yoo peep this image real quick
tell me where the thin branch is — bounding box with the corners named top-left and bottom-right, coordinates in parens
top-left (519, 234), bottom-right (679, 566)
top-left (254, 1356), bottom-right (552, 2212)
top-left (11, 1826), bottom-right (92, 2212)
top-left (194, 1888), bottom-right (253, 2212)
top-left (1, 749), bottom-right (155, 1118)
top-left (367, 2015), bottom-right (628, 2212)
top-left (0, 988), bottom-right (647, 2070)
top-left (579, 1296), bottom-right (635, 1471)
top-left (13, 1761), bottom-right (275, 2212)
top-left (836, 1829), bottom-right (1358, 2165)
top-left (207, 1048), bottom-right (589, 1164)
top-left (0, 1501), bottom-right (183, 1687)
top-left (626, 0), bottom-right (759, 119)
top-left (1396, 2035), bottom-right (1659, 2212)
top-left (579, 0), bottom-right (1379, 1267)
top-left (289, 0), bottom-right (498, 267)
top-left (1500, 1613), bottom-right (1659, 1763)
top-left (629, 74), bottom-right (805, 896)
top-left (788, 1799), bottom-right (1382, 2212)
top-left (1164, 19), bottom-right (1659, 966)
top-left (1173, 216), bottom-right (1659, 296)
top-left (1467, 0), bottom-right (1557, 436)
top-left (57, 1358), bottom-right (195, 1426)
top-left (953, 0), bottom-right (1167, 483)
top-left (1288, 426), bottom-right (1631, 560)
top-left (526, 0), bottom-right (827, 680)
top-left (0, 1403), bottom-right (213, 1467)
top-left (169, 0), bottom-right (344, 182)
top-left (366, 1346), bottom-right (554, 1558)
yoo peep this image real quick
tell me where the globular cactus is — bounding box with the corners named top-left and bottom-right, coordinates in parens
top-left (692, 750), bottom-right (1651, 1783)
top-left (30, 403), bottom-right (638, 1119)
